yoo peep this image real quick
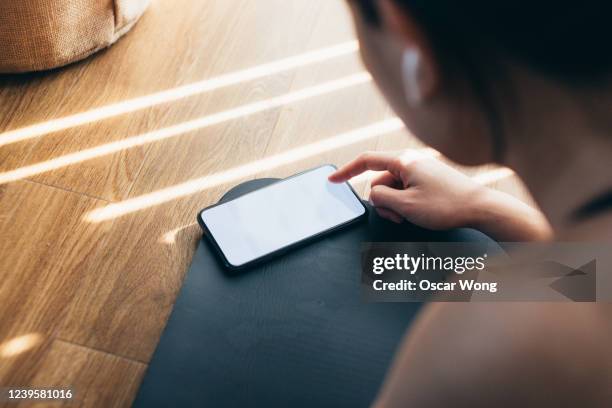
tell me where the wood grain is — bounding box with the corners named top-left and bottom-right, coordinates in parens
top-left (0, 181), bottom-right (111, 343)
top-left (1, 338), bottom-right (145, 408)
top-left (0, 0), bottom-right (534, 405)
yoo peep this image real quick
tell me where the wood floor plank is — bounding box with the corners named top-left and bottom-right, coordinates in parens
top-left (0, 333), bottom-right (53, 394)
top-left (0, 181), bottom-right (111, 344)
top-left (28, 340), bottom-right (145, 408)
top-left (0, 182), bottom-right (145, 407)
top-left (0, 68), bottom-right (88, 172)
top-left (0, 337), bottom-right (145, 408)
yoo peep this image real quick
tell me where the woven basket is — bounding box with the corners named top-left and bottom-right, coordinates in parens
top-left (0, 0), bottom-right (150, 73)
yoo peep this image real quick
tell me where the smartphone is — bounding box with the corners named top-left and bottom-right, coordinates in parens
top-left (197, 165), bottom-right (367, 270)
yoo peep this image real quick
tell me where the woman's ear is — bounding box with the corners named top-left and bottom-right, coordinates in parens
top-left (378, 0), bottom-right (439, 105)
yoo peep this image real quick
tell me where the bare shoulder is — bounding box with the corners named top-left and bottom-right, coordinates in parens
top-left (374, 302), bottom-right (612, 408)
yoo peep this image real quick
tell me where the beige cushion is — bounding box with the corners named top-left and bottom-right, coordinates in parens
top-left (0, 0), bottom-right (150, 73)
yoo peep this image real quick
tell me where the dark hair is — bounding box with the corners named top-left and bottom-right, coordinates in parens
top-left (354, 1), bottom-right (612, 159)
top-left (355, 0), bottom-right (612, 84)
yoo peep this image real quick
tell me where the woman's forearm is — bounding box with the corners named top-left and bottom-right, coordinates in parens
top-left (467, 188), bottom-right (552, 241)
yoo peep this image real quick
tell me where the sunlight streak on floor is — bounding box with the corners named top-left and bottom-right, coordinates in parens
top-left (0, 333), bottom-right (42, 358)
top-left (160, 223), bottom-right (197, 244)
top-left (85, 118), bottom-right (405, 223)
top-left (0, 41), bottom-right (358, 147)
top-left (0, 73), bottom-right (370, 185)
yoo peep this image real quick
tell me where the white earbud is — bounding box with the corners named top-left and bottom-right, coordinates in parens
top-left (401, 48), bottom-right (422, 105)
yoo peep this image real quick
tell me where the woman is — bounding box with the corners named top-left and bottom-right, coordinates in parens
top-left (330, 1), bottom-right (612, 406)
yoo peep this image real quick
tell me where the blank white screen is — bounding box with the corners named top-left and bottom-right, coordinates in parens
top-left (201, 165), bottom-right (366, 267)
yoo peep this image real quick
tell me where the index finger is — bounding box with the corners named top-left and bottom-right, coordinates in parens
top-left (328, 151), bottom-right (400, 182)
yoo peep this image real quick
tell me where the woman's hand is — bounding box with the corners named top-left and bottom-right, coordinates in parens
top-left (329, 150), bottom-right (483, 228)
top-left (329, 150), bottom-right (552, 241)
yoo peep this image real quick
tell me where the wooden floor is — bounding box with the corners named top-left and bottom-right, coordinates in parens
top-left (0, 1), bottom-right (531, 406)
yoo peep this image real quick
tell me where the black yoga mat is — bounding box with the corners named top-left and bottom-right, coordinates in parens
top-left (134, 178), bottom-right (493, 408)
